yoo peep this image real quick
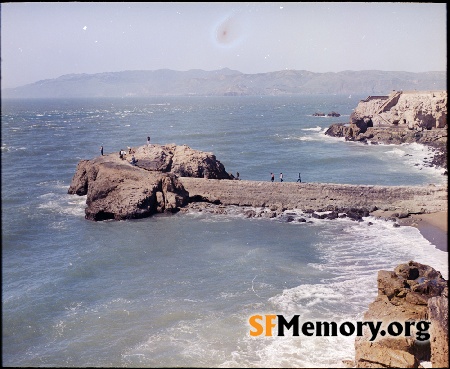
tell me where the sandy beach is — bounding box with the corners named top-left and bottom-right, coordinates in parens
top-left (371, 210), bottom-right (448, 252)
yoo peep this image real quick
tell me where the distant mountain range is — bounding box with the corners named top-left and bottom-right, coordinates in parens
top-left (2, 68), bottom-right (446, 98)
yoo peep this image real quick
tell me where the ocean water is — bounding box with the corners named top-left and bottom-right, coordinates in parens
top-left (1, 96), bottom-right (447, 367)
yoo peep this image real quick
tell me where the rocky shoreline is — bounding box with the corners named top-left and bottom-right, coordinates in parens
top-left (325, 124), bottom-right (447, 172)
top-left (325, 90), bottom-right (448, 172)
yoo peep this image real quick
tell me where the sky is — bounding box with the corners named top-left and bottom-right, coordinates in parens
top-left (1, 2), bottom-right (447, 89)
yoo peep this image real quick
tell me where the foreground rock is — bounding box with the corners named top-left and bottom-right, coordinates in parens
top-left (354, 261), bottom-right (448, 368)
top-left (325, 90), bottom-right (447, 170)
top-left (68, 144), bottom-right (233, 220)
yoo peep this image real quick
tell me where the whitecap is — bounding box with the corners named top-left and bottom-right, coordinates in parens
top-left (302, 126), bottom-right (322, 132)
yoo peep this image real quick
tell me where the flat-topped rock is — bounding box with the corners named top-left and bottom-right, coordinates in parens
top-left (179, 177), bottom-right (447, 214)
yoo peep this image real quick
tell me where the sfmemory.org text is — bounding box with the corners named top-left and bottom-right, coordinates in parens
top-left (249, 315), bottom-right (431, 342)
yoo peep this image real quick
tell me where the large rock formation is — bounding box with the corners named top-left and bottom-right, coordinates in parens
top-left (325, 91), bottom-right (448, 170)
top-left (350, 91), bottom-right (447, 130)
top-left (67, 144), bottom-right (233, 220)
top-left (354, 261), bottom-right (448, 368)
top-left (68, 143), bottom-right (447, 222)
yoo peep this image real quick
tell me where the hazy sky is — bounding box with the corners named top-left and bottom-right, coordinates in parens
top-left (1, 2), bottom-right (447, 89)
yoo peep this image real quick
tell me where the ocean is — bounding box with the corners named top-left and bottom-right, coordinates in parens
top-left (1, 95), bottom-right (447, 367)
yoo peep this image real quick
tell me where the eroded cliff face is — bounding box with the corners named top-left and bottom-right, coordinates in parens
top-left (354, 261), bottom-right (448, 368)
top-left (325, 91), bottom-right (448, 170)
top-left (350, 91), bottom-right (447, 130)
top-left (67, 144), bottom-right (233, 220)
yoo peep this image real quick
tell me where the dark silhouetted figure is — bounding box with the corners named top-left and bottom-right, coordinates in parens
top-left (100, 146), bottom-right (103, 156)
top-left (280, 173), bottom-right (283, 182)
top-left (271, 173), bottom-right (274, 182)
top-left (297, 173), bottom-right (302, 183)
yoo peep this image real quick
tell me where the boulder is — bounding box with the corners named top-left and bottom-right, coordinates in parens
top-left (354, 261), bottom-right (448, 368)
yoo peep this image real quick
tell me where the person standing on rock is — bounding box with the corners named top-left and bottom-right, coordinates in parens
top-left (297, 173), bottom-right (302, 183)
top-left (100, 146), bottom-right (103, 156)
top-left (280, 173), bottom-right (283, 182)
top-left (147, 136), bottom-right (151, 147)
top-left (271, 173), bottom-right (274, 182)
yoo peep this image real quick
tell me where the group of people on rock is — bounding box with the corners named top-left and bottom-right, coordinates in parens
top-left (102, 138), bottom-right (303, 179)
top-left (270, 172), bottom-right (301, 183)
top-left (100, 135), bottom-right (150, 166)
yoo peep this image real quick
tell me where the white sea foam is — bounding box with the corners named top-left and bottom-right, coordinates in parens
top-left (37, 192), bottom-right (87, 217)
top-left (287, 136), bottom-right (314, 141)
top-left (380, 142), bottom-right (447, 182)
top-left (218, 322), bottom-right (355, 368)
top-left (302, 126), bottom-right (322, 131)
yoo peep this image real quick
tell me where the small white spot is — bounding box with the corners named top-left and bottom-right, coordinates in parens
top-left (83, 26), bottom-right (87, 31)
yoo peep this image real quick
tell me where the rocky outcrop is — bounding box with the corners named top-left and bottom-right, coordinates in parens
top-left (325, 91), bottom-right (448, 170)
top-left (67, 144), bottom-right (233, 220)
top-left (325, 123), bottom-right (447, 147)
top-left (349, 91), bottom-right (447, 130)
top-left (354, 261), bottom-right (448, 368)
top-left (69, 144), bottom-right (448, 221)
top-left (327, 111), bottom-right (341, 117)
top-left (312, 111), bottom-right (341, 117)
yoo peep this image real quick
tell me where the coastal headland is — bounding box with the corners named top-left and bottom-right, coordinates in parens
top-left (325, 90), bottom-right (447, 171)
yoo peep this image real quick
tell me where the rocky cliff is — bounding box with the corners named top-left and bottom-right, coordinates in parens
top-left (325, 91), bottom-right (448, 170)
top-left (350, 91), bottom-right (447, 130)
top-left (354, 261), bottom-right (448, 368)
